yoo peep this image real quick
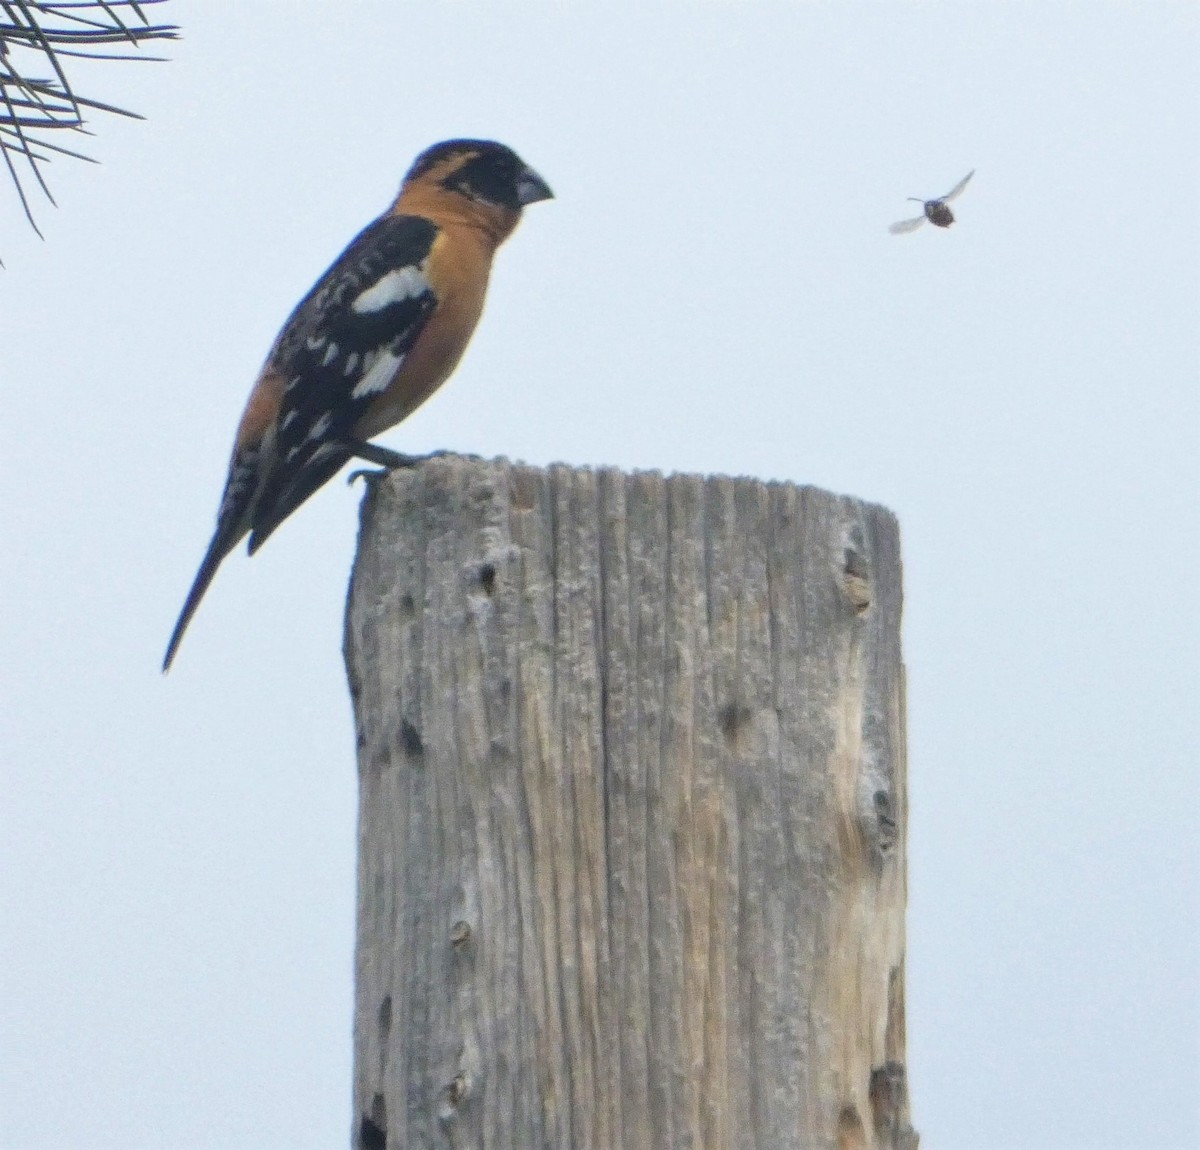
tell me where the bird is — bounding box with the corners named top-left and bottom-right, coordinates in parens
top-left (888, 169), bottom-right (974, 234)
top-left (163, 139), bottom-right (553, 671)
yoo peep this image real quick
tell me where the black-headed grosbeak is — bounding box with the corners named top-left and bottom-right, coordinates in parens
top-left (163, 139), bottom-right (552, 671)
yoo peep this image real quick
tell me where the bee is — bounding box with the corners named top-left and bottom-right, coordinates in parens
top-left (889, 170), bottom-right (974, 234)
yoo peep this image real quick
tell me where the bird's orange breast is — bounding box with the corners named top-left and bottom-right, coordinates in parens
top-left (351, 225), bottom-right (494, 441)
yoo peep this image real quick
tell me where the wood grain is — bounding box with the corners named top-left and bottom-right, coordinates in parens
top-left (344, 457), bottom-right (915, 1149)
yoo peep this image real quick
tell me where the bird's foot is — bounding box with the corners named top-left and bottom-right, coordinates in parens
top-left (342, 438), bottom-right (427, 469)
top-left (342, 440), bottom-right (483, 473)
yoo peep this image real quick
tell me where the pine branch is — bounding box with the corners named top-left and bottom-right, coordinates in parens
top-left (1, 0), bottom-right (177, 258)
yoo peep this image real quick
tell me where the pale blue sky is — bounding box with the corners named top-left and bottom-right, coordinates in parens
top-left (3, 4), bottom-right (1197, 1148)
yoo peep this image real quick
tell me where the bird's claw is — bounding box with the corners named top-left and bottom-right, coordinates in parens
top-left (347, 467), bottom-right (390, 488)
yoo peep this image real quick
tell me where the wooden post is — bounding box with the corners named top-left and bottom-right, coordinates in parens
top-left (344, 457), bottom-right (915, 1150)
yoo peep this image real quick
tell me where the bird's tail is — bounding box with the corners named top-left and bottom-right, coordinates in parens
top-left (162, 531), bottom-right (240, 672)
top-left (164, 444), bottom-right (264, 673)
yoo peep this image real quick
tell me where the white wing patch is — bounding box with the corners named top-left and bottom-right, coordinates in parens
top-left (351, 347), bottom-right (405, 399)
top-left (308, 442), bottom-right (342, 464)
top-left (351, 265), bottom-right (429, 314)
top-left (286, 437), bottom-right (340, 465)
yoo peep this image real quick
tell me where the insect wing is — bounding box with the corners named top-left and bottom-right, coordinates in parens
top-left (942, 169), bottom-right (975, 203)
top-left (888, 215), bottom-right (927, 234)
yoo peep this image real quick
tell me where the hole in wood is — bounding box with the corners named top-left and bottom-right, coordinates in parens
top-left (837, 1103), bottom-right (867, 1150)
top-left (359, 1094), bottom-right (387, 1150)
top-left (875, 789), bottom-right (897, 853)
top-left (870, 1060), bottom-right (910, 1140)
top-left (719, 702), bottom-right (752, 744)
top-left (843, 546), bottom-right (869, 580)
top-left (842, 548), bottom-right (872, 613)
top-left (378, 995), bottom-right (392, 1046)
top-left (439, 1072), bottom-right (469, 1122)
top-left (400, 720), bottom-right (424, 757)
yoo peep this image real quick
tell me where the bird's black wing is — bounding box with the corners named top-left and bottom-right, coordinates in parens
top-left (248, 213), bottom-right (441, 551)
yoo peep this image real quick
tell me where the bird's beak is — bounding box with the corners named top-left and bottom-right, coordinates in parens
top-left (516, 165), bottom-right (554, 205)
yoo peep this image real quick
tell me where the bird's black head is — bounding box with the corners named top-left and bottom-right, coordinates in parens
top-left (405, 139), bottom-right (553, 210)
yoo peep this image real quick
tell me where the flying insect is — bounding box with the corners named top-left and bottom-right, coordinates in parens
top-left (889, 170), bottom-right (974, 234)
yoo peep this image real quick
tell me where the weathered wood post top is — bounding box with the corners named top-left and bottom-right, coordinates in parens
top-left (344, 456), bottom-right (915, 1150)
